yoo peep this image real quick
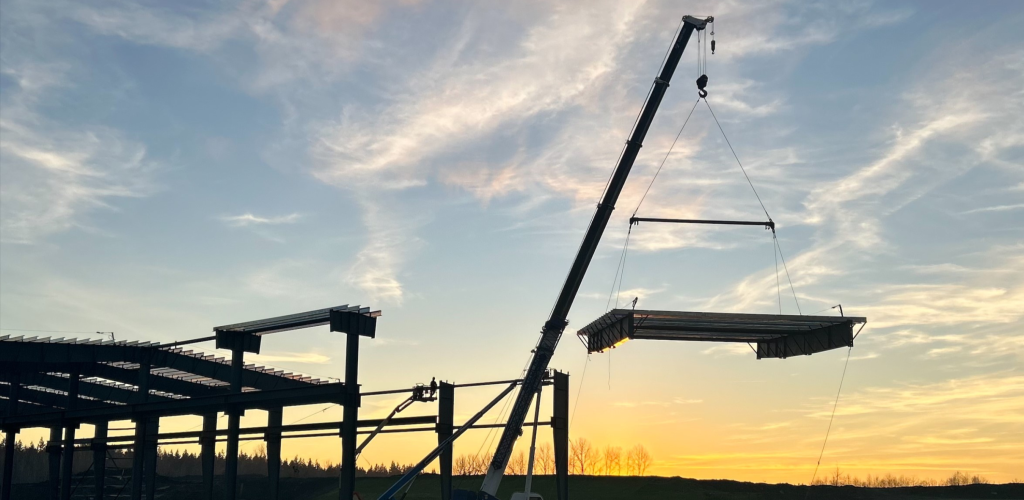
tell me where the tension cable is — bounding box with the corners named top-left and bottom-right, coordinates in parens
top-left (702, 96), bottom-right (804, 314)
top-left (702, 98), bottom-right (770, 221)
top-left (774, 233), bottom-right (803, 315)
top-left (807, 345), bottom-right (854, 492)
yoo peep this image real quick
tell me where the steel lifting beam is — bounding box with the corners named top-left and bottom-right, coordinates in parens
top-left (629, 217), bottom-right (774, 230)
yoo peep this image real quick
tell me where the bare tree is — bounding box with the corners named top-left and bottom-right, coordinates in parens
top-left (626, 444), bottom-right (652, 476)
top-left (507, 451), bottom-right (526, 475)
top-left (454, 455), bottom-right (473, 476)
top-left (537, 442), bottom-right (554, 475)
top-left (829, 465), bottom-right (845, 486)
top-left (602, 446), bottom-right (622, 476)
top-left (944, 471), bottom-right (986, 486)
top-left (471, 453), bottom-right (492, 475)
top-left (569, 438), bottom-right (597, 475)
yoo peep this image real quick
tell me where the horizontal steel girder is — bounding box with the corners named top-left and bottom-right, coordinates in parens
top-left (0, 342), bottom-right (313, 391)
top-left (0, 383), bottom-right (347, 428)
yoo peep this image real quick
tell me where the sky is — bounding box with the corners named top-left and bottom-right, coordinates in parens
top-left (1, 0), bottom-right (1023, 486)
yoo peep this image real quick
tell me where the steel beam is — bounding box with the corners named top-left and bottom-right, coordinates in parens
top-left (201, 414), bottom-right (216, 500)
top-left (47, 427), bottom-right (61, 500)
top-left (553, 371), bottom-right (569, 500)
top-left (0, 371), bottom-right (172, 407)
top-left (437, 381), bottom-right (454, 500)
top-left (1, 375), bottom-right (19, 500)
top-left (0, 383), bottom-right (347, 428)
top-left (1, 429), bottom-right (15, 500)
top-left (0, 343), bottom-right (315, 392)
top-left (224, 347), bottom-right (244, 500)
top-left (73, 415), bottom-right (436, 445)
top-left (131, 360), bottom-right (150, 500)
top-left (0, 384), bottom-right (107, 413)
top-left (59, 369), bottom-right (80, 500)
top-left (629, 216), bottom-right (774, 230)
top-left (92, 422), bottom-right (107, 500)
top-left (339, 332), bottom-right (359, 500)
top-left (143, 418), bottom-right (158, 500)
top-left (85, 363), bottom-right (227, 399)
top-left (266, 408), bottom-right (282, 500)
top-left (130, 420), bottom-right (145, 500)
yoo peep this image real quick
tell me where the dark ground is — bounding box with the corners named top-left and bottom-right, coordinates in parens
top-left (10, 474), bottom-right (1023, 499)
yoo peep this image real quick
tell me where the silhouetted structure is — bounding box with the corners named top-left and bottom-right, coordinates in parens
top-left (578, 309), bottom-right (866, 357)
top-left (0, 305), bottom-right (381, 500)
top-left (0, 304), bottom-right (570, 500)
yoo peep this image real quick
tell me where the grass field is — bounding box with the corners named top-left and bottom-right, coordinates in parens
top-left (10, 474), bottom-right (1023, 499)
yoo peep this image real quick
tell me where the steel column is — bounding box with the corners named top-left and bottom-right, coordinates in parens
top-left (266, 408), bottom-right (282, 500)
top-left (48, 426), bottom-right (61, 500)
top-left (552, 371), bottom-right (569, 500)
top-left (200, 414), bottom-right (216, 500)
top-left (92, 421), bottom-right (107, 500)
top-left (130, 420), bottom-right (145, 500)
top-left (1, 430), bottom-right (15, 500)
top-left (2, 374), bottom-right (19, 500)
top-left (144, 418), bottom-right (158, 499)
top-left (131, 360), bottom-right (151, 500)
top-left (59, 426), bottom-right (77, 500)
top-left (60, 369), bottom-right (80, 500)
top-left (339, 332), bottom-right (359, 500)
top-left (224, 346), bottom-right (244, 500)
top-left (436, 382), bottom-right (454, 500)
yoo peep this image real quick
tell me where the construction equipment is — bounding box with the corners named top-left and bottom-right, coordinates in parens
top-left (377, 14), bottom-right (712, 500)
top-left (465, 14), bottom-right (713, 500)
top-left (355, 384), bottom-right (436, 457)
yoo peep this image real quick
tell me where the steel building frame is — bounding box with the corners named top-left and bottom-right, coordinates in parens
top-left (0, 305), bottom-right (376, 500)
top-left (0, 305), bottom-right (571, 500)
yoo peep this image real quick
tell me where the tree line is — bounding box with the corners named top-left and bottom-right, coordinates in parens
top-left (810, 466), bottom-right (990, 487)
top-left (0, 438), bottom-right (413, 483)
top-left (454, 439), bottom-right (653, 476)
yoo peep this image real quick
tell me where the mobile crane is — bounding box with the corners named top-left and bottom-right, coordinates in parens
top-left (379, 14), bottom-right (713, 500)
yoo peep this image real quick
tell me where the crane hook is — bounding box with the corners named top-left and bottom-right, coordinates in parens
top-left (696, 74), bottom-right (708, 98)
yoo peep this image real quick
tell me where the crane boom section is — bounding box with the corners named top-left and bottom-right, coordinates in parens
top-left (479, 15), bottom-right (712, 497)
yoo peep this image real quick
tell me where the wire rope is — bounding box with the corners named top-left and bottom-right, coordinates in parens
top-left (703, 96), bottom-right (805, 314)
top-left (613, 228), bottom-right (633, 309)
top-left (774, 234), bottom-right (803, 315)
top-left (702, 99), bottom-right (771, 220)
top-left (605, 226), bottom-right (633, 312)
top-left (633, 98), bottom-right (701, 218)
top-left (568, 353), bottom-right (591, 429)
top-left (807, 346), bottom-right (854, 491)
top-left (773, 234), bottom-right (782, 314)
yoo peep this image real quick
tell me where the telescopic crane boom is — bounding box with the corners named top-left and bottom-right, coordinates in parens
top-left (474, 14), bottom-right (713, 499)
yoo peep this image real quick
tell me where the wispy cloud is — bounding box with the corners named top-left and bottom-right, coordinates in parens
top-left (220, 213), bottom-right (303, 227)
top-left (962, 203), bottom-right (1024, 214)
top-left (0, 62), bottom-right (157, 243)
top-left (249, 351), bottom-right (331, 365)
top-left (701, 343), bottom-right (754, 357)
